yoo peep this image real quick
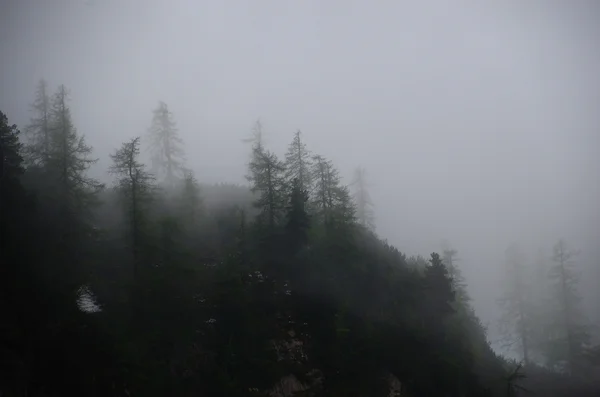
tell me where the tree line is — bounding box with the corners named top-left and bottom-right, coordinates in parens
top-left (498, 240), bottom-right (597, 375)
top-left (0, 79), bottom-right (598, 396)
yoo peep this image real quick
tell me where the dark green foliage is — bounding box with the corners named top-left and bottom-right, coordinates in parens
top-left (285, 177), bottom-right (310, 254)
top-left (1, 111), bottom-right (123, 397)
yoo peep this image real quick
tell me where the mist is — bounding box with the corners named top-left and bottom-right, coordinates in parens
top-left (1, 0), bottom-right (599, 387)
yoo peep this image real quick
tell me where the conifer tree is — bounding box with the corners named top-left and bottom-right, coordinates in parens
top-left (311, 155), bottom-right (336, 223)
top-left (311, 155), bottom-right (326, 207)
top-left (247, 148), bottom-right (286, 233)
top-left (498, 243), bottom-right (534, 365)
top-left (330, 184), bottom-right (356, 226)
top-left (546, 239), bottom-right (590, 373)
top-left (147, 101), bottom-right (185, 187)
top-left (243, 119), bottom-right (264, 154)
top-left (423, 252), bottom-right (456, 332)
top-left (49, 85), bottom-right (103, 192)
top-left (442, 247), bottom-right (470, 305)
top-left (0, 111), bottom-right (26, 232)
top-left (528, 248), bottom-right (555, 364)
top-left (24, 79), bottom-right (51, 166)
top-left (0, 111), bottom-right (24, 183)
top-left (45, 84), bottom-right (103, 253)
top-left (284, 130), bottom-right (313, 196)
top-left (310, 155), bottom-right (354, 226)
top-left (110, 136), bottom-right (156, 278)
top-left (350, 166), bottom-right (375, 230)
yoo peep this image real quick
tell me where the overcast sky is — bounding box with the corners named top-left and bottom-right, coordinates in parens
top-left (1, 0), bottom-right (599, 350)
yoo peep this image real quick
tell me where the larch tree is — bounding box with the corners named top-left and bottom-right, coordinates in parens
top-left (245, 119), bottom-right (286, 233)
top-left (243, 118), bottom-right (265, 154)
top-left (46, 85), bottom-right (103, 233)
top-left (310, 154), bottom-right (335, 223)
top-left (350, 166), bottom-right (375, 231)
top-left (247, 147), bottom-right (286, 233)
top-left (546, 239), bottom-right (590, 373)
top-left (284, 130), bottom-right (313, 197)
top-left (147, 101), bottom-right (185, 187)
top-left (310, 154), bottom-right (355, 227)
top-left (498, 243), bottom-right (534, 365)
top-left (330, 184), bottom-right (356, 227)
top-left (110, 136), bottom-right (156, 279)
top-left (24, 79), bottom-right (51, 166)
top-left (442, 247), bottom-right (470, 306)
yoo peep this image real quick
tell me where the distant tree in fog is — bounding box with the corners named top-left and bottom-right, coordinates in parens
top-left (442, 247), bottom-right (470, 305)
top-left (544, 239), bottom-right (591, 374)
top-left (284, 130), bottom-right (313, 198)
top-left (147, 101), bottom-right (185, 187)
top-left (24, 79), bottom-right (51, 166)
top-left (350, 166), bottom-right (375, 231)
top-left (498, 243), bottom-right (535, 365)
top-left (243, 118), bottom-right (264, 153)
top-left (310, 154), bottom-right (355, 227)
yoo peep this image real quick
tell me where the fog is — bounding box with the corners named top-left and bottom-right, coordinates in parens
top-left (1, 0), bottom-right (599, 353)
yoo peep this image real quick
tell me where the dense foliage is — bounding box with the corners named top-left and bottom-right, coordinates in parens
top-left (1, 83), bottom-right (598, 396)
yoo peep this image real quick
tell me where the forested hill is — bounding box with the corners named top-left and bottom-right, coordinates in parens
top-left (1, 87), bottom-right (599, 396)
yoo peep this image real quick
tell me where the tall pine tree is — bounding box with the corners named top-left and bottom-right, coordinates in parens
top-left (110, 136), bottom-right (156, 279)
top-left (498, 243), bottom-right (534, 365)
top-left (546, 239), bottom-right (590, 373)
top-left (24, 79), bottom-right (51, 166)
top-left (350, 166), bottom-right (375, 230)
top-left (284, 130), bottom-right (313, 196)
top-left (311, 155), bottom-right (355, 227)
top-left (147, 101), bottom-right (185, 187)
top-left (247, 147), bottom-right (286, 233)
top-left (442, 247), bottom-right (470, 305)
top-left (43, 85), bottom-right (103, 295)
top-left (47, 85), bottom-right (103, 211)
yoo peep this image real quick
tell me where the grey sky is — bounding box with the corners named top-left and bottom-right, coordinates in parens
top-left (1, 0), bottom-right (599, 350)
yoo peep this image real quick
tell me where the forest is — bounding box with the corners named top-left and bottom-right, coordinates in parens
top-left (1, 80), bottom-right (599, 397)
